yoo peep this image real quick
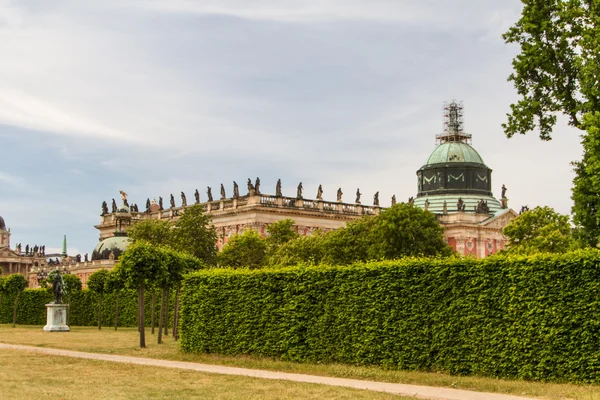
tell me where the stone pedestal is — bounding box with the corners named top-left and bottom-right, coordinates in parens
top-left (43, 303), bottom-right (70, 332)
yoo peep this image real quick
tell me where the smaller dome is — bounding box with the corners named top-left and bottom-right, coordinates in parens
top-left (117, 205), bottom-right (131, 213)
top-left (91, 233), bottom-right (130, 261)
top-left (426, 142), bottom-right (485, 165)
top-left (0, 216), bottom-right (5, 231)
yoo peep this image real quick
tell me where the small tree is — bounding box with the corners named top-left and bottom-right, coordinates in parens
top-left (171, 204), bottom-right (217, 265)
top-left (269, 231), bottom-right (325, 267)
top-left (118, 241), bottom-right (167, 348)
top-left (61, 274), bottom-right (82, 325)
top-left (4, 274), bottom-right (28, 327)
top-left (219, 230), bottom-right (267, 268)
top-left (87, 269), bottom-right (109, 330)
top-left (104, 269), bottom-right (125, 330)
top-left (503, 206), bottom-right (575, 254)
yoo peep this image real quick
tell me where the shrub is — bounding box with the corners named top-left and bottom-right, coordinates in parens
top-left (180, 250), bottom-right (600, 383)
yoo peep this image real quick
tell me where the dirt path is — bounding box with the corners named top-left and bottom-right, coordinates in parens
top-left (0, 343), bottom-right (538, 400)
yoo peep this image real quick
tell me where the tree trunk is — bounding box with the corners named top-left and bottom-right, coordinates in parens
top-left (173, 282), bottom-right (181, 341)
top-left (138, 282), bottom-right (146, 348)
top-left (12, 295), bottom-right (18, 328)
top-left (164, 287), bottom-right (169, 336)
top-left (151, 291), bottom-right (156, 334)
top-left (157, 288), bottom-right (165, 344)
top-left (114, 292), bottom-right (119, 331)
top-left (98, 293), bottom-right (103, 330)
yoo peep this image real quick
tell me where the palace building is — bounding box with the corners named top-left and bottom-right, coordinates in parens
top-left (15, 101), bottom-right (517, 287)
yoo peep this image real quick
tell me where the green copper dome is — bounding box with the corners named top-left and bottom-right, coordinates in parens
top-left (426, 142), bottom-right (485, 165)
top-left (91, 233), bottom-right (130, 261)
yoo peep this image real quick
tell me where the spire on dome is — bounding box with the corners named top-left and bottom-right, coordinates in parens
top-left (436, 100), bottom-right (472, 145)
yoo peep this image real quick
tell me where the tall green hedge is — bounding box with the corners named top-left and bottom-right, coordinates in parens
top-left (180, 250), bottom-right (600, 383)
top-left (0, 288), bottom-right (171, 328)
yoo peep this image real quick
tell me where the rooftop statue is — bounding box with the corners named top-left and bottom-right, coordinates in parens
top-left (181, 191), bottom-right (187, 207)
top-left (337, 188), bottom-right (343, 202)
top-left (233, 181), bottom-right (240, 199)
top-left (170, 194), bottom-right (176, 208)
top-left (443, 200), bottom-right (448, 214)
top-left (391, 195), bottom-right (397, 206)
top-left (101, 201), bottom-right (108, 216)
top-left (276, 179), bottom-right (282, 197)
top-left (146, 198), bottom-right (151, 212)
top-left (247, 178), bottom-right (255, 195)
top-left (220, 184), bottom-right (226, 200)
top-left (355, 189), bottom-right (361, 204)
top-left (424, 199), bottom-right (430, 210)
top-left (373, 191), bottom-right (379, 206)
top-left (408, 196), bottom-right (414, 204)
top-left (255, 177), bottom-right (261, 195)
top-left (158, 197), bottom-right (164, 211)
top-left (457, 197), bottom-right (465, 211)
top-left (194, 189), bottom-right (200, 204)
top-left (111, 199), bottom-right (117, 213)
top-left (316, 184), bottom-right (323, 200)
top-left (297, 182), bottom-right (303, 199)
top-left (207, 186), bottom-right (213, 202)
top-left (501, 184), bottom-right (507, 199)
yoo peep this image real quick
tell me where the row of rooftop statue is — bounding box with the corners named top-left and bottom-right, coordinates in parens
top-left (100, 178), bottom-right (394, 216)
top-left (15, 243), bottom-right (46, 257)
top-left (100, 180), bottom-right (510, 216)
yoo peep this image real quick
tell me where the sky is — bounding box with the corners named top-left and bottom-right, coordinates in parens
top-left (0, 0), bottom-right (584, 256)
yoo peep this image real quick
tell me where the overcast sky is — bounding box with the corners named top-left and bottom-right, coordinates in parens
top-left (0, 0), bottom-right (583, 255)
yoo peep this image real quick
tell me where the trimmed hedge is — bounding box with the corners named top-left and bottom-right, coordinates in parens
top-left (180, 250), bottom-right (600, 383)
top-left (0, 289), bottom-right (173, 328)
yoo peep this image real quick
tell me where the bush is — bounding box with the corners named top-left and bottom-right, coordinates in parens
top-left (180, 250), bottom-right (600, 383)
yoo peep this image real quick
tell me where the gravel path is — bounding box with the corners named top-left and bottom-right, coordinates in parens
top-left (0, 343), bottom-right (538, 400)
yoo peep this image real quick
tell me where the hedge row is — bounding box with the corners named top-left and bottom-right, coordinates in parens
top-left (0, 289), bottom-right (173, 328)
top-left (180, 250), bottom-right (600, 383)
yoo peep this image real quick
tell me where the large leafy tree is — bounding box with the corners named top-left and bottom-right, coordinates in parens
top-left (87, 269), bottom-right (109, 330)
top-left (368, 203), bottom-right (453, 259)
top-left (502, 206), bottom-right (575, 254)
top-left (171, 205), bottom-right (217, 265)
top-left (118, 241), bottom-right (167, 348)
top-left (128, 219), bottom-right (172, 246)
top-left (504, 0), bottom-right (600, 244)
top-left (4, 274), bottom-right (28, 328)
top-left (218, 230), bottom-right (267, 268)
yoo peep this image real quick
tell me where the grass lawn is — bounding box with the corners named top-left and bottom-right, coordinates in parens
top-left (1, 325), bottom-right (599, 400)
top-left (0, 349), bottom-right (408, 400)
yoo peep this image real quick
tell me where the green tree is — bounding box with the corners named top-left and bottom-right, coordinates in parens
top-left (265, 219), bottom-right (299, 254)
top-left (171, 204), bottom-right (217, 265)
top-left (269, 230), bottom-right (326, 267)
top-left (104, 269), bottom-right (125, 330)
top-left (87, 269), bottom-right (109, 330)
top-left (502, 206), bottom-right (575, 254)
top-left (321, 217), bottom-right (376, 265)
top-left (219, 230), bottom-right (267, 268)
top-left (4, 274), bottom-right (28, 327)
top-left (504, 0), bottom-right (600, 243)
top-left (128, 219), bottom-right (172, 246)
top-left (118, 241), bottom-right (167, 348)
top-left (61, 274), bottom-right (82, 325)
top-left (368, 203), bottom-right (453, 260)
